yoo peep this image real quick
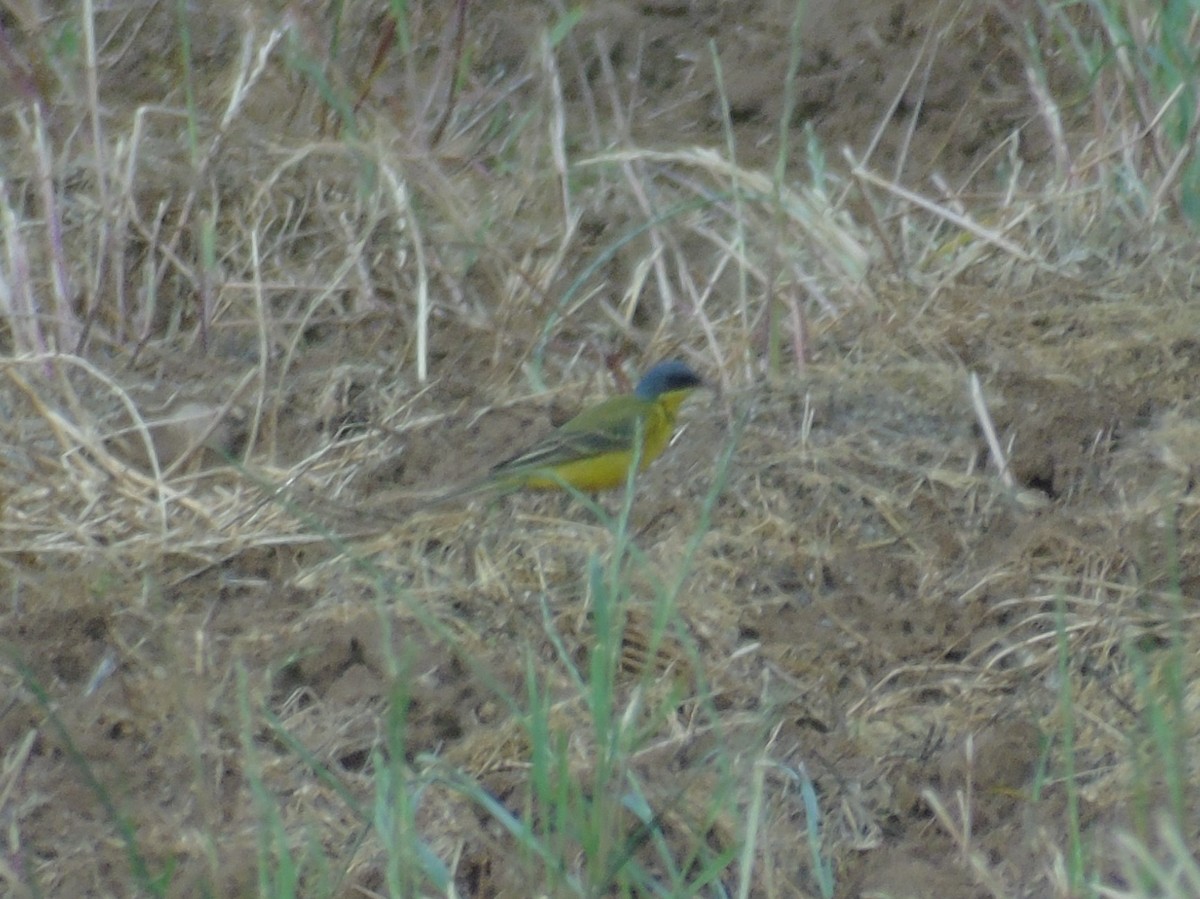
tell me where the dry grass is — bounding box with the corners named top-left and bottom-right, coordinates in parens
top-left (1, 0), bottom-right (1199, 897)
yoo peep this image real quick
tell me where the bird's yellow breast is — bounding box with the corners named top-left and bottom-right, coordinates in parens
top-left (518, 398), bottom-right (675, 492)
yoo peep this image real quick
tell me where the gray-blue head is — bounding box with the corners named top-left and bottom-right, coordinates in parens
top-left (634, 360), bottom-right (704, 400)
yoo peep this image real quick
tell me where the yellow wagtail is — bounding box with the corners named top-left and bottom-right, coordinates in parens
top-left (433, 359), bottom-right (704, 503)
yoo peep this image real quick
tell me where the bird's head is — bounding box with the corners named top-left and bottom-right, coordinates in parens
top-left (635, 360), bottom-right (705, 411)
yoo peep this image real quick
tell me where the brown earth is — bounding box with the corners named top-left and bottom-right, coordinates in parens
top-left (1, 0), bottom-right (1198, 897)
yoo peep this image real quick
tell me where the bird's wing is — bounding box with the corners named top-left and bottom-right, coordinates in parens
top-left (491, 426), bottom-right (629, 474)
top-left (491, 397), bottom-right (647, 475)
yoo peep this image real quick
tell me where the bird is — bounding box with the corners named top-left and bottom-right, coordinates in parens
top-left (430, 359), bottom-right (705, 504)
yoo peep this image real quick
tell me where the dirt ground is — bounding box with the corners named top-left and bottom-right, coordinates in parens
top-left (2, 0), bottom-right (1198, 896)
